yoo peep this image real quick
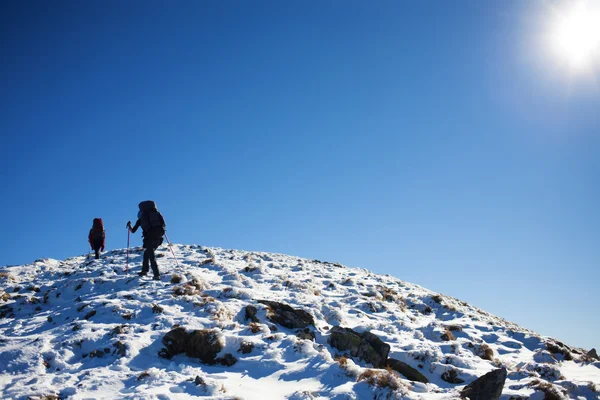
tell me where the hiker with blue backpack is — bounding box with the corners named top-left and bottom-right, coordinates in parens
top-left (127, 201), bottom-right (166, 280)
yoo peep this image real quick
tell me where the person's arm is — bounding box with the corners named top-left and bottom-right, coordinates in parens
top-left (101, 230), bottom-right (105, 251)
top-left (88, 229), bottom-right (93, 247)
top-left (127, 219), bottom-right (141, 233)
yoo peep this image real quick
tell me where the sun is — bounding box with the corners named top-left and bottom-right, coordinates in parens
top-left (548, 0), bottom-right (600, 72)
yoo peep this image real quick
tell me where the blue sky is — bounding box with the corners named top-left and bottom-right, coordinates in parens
top-left (1, 1), bottom-right (598, 350)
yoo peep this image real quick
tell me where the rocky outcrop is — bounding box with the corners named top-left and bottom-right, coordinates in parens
top-left (159, 327), bottom-right (237, 366)
top-left (587, 348), bottom-right (599, 361)
top-left (257, 300), bottom-right (314, 329)
top-left (386, 358), bottom-right (429, 383)
top-left (328, 326), bottom-right (390, 368)
top-left (461, 368), bottom-right (507, 400)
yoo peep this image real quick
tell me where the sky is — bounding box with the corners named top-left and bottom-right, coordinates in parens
top-left (1, 1), bottom-right (598, 350)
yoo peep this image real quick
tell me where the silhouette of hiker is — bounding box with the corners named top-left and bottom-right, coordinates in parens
top-left (88, 218), bottom-right (105, 260)
top-left (127, 201), bottom-right (166, 280)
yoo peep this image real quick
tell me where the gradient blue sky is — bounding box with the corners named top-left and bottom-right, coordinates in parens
top-left (1, 1), bottom-right (598, 350)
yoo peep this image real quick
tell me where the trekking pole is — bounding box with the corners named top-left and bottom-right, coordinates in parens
top-left (164, 232), bottom-right (180, 268)
top-left (126, 228), bottom-right (130, 274)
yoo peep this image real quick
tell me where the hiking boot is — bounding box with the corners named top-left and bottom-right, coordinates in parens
top-left (138, 272), bottom-right (147, 277)
top-left (152, 275), bottom-right (160, 281)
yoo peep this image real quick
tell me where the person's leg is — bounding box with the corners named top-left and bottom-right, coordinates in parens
top-left (149, 246), bottom-right (159, 277)
top-left (93, 239), bottom-right (102, 259)
top-left (140, 247), bottom-right (150, 275)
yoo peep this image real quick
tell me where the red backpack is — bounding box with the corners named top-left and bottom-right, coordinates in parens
top-left (90, 218), bottom-right (105, 240)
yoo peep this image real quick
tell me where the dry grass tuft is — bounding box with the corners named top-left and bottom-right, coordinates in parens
top-left (431, 294), bottom-right (443, 303)
top-left (528, 379), bottom-right (567, 400)
top-left (173, 278), bottom-right (204, 297)
top-left (170, 274), bottom-right (182, 284)
top-left (249, 322), bottom-right (261, 334)
top-left (476, 343), bottom-right (494, 361)
top-left (546, 341), bottom-right (573, 361)
top-left (440, 328), bottom-right (455, 341)
top-left (199, 258), bottom-right (213, 267)
top-left (335, 355), bottom-right (349, 366)
top-left (357, 369), bottom-right (401, 391)
top-left (446, 325), bottom-right (462, 332)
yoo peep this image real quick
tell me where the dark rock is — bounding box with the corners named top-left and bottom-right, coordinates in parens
top-left (159, 327), bottom-right (223, 365)
top-left (113, 341), bottom-right (127, 357)
top-left (0, 291), bottom-right (10, 302)
top-left (441, 368), bottom-right (465, 384)
top-left (84, 310), bottom-right (96, 320)
top-left (386, 358), bottom-right (429, 383)
top-left (461, 368), bottom-right (507, 400)
top-left (587, 348), bottom-right (599, 361)
top-left (89, 349), bottom-right (104, 358)
top-left (238, 341), bottom-right (254, 354)
top-left (111, 325), bottom-right (128, 337)
top-left (245, 305), bottom-right (259, 322)
top-left (296, 328), bottom-right (316, 341)
top-left (217, 353), bottom-right (238, 366)
top-left (159, 327), bottom-right (188, 359)
top-left (0, 305), bottom-right (13, 319)
top-left (257, 300), bottom-right (314, 329)
top-left (194, 376), bottom-right (205, 387)
top-left (152, 304), bottom-right (164, 314)
top-left (328, 326), bottom-right (390, 368)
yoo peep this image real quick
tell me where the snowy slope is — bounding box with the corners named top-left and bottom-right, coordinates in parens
top-left (0, 245), bottom-right (598, 400)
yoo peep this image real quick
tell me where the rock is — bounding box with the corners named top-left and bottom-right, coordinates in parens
top-left (0, 305), bottom-right (14, 319)
top-left (0, 291), bottom-right (10, 302)
top-left (89, 349), bottom-right (104, 358)
top-left (113, 341), bottom-right (127, 357)
top-left (245, 305), bottom-right (259, 322)
top-left (238, 341), bottom-right (254, 354)
top-left (461, 368), bottom-right (507, 400)
top-left (217, 353), bottom-right (238, 366)
top-left (328, 326), bottom-right (390, 368)
top-left (587, 348), bottom-right (599, 361)
top-left (84, 310), bottom-right (96, 320)
top-left (159, 327), bottom-right (189, 359)
top-left (194, 375), bottom-right (205, 387)
top-left (386, 358), bottom-right (429, 383)
top-left (159, 327), bottom-right (225, 365)
top-left (186, 330), bottom-right (223, 365)
top-left (257, 300), bottom-right (314, 329)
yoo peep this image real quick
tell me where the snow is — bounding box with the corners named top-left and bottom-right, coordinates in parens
top-left (0, 245), bottom-right (598, 399)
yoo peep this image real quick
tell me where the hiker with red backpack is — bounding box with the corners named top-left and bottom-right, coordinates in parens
top-left (88, 218), bottom-right (105, 260)
top-left (127, 201), bottom-right (166, 280)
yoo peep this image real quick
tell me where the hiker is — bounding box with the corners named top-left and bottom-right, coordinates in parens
top-left (88, 218), bottom-right (105, 259)
top-left (127, 200), bottom-right (166, 280)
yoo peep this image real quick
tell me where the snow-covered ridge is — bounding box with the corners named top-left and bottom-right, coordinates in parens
top-left (0, 245), bottom-right (598, 399)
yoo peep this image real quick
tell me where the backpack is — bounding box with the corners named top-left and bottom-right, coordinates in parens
top-left (138, 201), bottom-right (166, 239)
top-left (90, 218), bottom-right (105, 241)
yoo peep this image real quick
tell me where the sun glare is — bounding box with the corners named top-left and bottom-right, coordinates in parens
top-left (548, 0), bottom-right (600, 72)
